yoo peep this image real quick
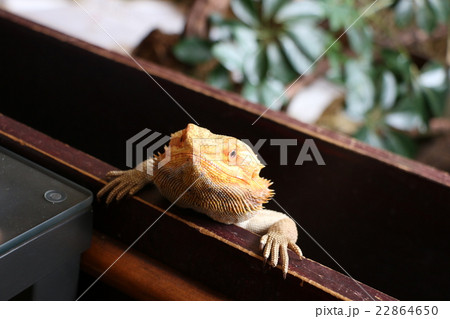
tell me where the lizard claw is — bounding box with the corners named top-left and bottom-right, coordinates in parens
top-left (105, 170), bottom-right (127, 178)
top-left (260, 231), bottom-right (303, 278)
top-left (97, 169), bottom-right (153, 204)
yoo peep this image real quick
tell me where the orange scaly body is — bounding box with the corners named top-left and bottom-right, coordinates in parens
top-left (97, 124), bottom-right (303, 277)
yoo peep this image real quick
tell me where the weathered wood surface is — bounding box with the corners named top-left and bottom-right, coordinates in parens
top-left (1, 9), bottom-right (450, 300)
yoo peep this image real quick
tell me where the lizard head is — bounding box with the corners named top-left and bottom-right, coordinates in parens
top-left (154, 124), bottom-right (274, 220)
top-left (170, 124), bottom-right (265, 179)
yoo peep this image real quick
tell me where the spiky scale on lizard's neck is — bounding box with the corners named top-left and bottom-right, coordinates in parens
top-left (152, 124), bottom-right (274, 224)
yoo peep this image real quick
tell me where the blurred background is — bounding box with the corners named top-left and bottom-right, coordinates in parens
top-left (2, 0), bottom-right (449, 170)
top-left (0, 0), bottom-right (186, 52)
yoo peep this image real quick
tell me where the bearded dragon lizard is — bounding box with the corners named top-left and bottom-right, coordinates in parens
top-left (97, 124), bottom-right (303, 277)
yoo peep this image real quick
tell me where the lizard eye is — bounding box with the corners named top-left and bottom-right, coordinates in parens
top-left (229, 150), bottom-right (236, 158)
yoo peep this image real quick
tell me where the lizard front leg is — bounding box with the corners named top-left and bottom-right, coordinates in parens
top-left (236, 210), bottom-right (303, 278)
top-left (97, 159), bottom-right (154, 204)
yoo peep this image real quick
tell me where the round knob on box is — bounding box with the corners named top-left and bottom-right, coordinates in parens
top-left (44, 190), bottom-right (67, 203)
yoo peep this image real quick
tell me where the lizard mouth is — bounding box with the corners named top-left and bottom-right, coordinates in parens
top-left (252, 168), bottom-right (261, 179)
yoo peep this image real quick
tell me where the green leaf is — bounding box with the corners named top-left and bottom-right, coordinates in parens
top-left (346, 26), bottom-right (373, 61)
top-left (325, 43), bottom-right (345, 82)
top-left (384, 95), bottom-right (427, 132)
top-left (206, 65), bottom-right (233, 91)
top-left (266, 41), bottom-right (297, 83)
top-left (344, 60), bottom-right (375, 120)
top-left (385, 111), bottom-right (425, 132)
top-left (379, 70), bottom-right (397, 110)
top-left (262, 0), bottom-right (288, 21)
top-left (394, 0), bottom-right (414, 27)
top-left (416, 63), bottom-right (448, 116)
top-left (410, 91), bottom-right (430, 129)
top-left (418, 64), bottom-right (447, 90)
top-left (422, 87), bottom-right (445, 117)
top-left (354, 126), bottom-right (417, 158)
top-left (354, 126), bottom-right (385, 150)
top-left (383, 129), bottom-right (417, 158)
top-left (173, 37), bottom-right (212, 65)
top-left (415, 0), bottom-right (437, 33)
top-left (395, 0), bottom-right (445, 33)
top-left (279, 34), bottom-right (313, 75)
top-left (427, 0), bottom-right (450, 23)
top-left (243, 47), bottom-right (267, 85)
top-left (242, 82), bottom-right (260, 104)
top-left (286, 22), bottom-right (327, 60)
top-left (260, 78), bottom-right (286, 109)
top-left (211, 42), bottom-right (244, 72)
top-left (325, 1), bottom-right (359, 31)
top-left (230, 0), bottom-right (259, 27)
top-left (232, 26), bottom-right (259, 54)
top-left (209, 15), bottom-right (243, 41)
top-left (275, 0), bottom-right (324, 23)
top-left (241, 79), bottom-right (286, 109)
top-left (381, 50), bottom-right (411, 79)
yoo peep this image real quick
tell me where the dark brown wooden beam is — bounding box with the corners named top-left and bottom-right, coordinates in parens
top-left (0, 114), bottom-right (395, 300)
top-left (81, 231), bottom-right (227, 301)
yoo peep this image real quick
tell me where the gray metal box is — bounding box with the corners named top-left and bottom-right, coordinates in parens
top-left (0, 146), bottom-right (93, 300)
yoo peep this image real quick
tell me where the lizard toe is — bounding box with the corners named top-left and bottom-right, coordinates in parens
top-left (270, 239), bottom-right (280, 268)
top-left (260, 234), bottom-right (268, 251)
top-left (288, 242), bottom-right (304, 259)
top-left (280, 244), bottom-right (289, 279)
top-left (105, 178), bottom-right (130, 204)
top-left (106, 170), bottom-right (127, 178)
top-left (263, 236), bottom-right (273, 262)
top-left (97, 178), bottom-right (121, 201)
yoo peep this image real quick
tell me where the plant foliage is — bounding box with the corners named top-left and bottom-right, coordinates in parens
top-left (174, 0), bottom-right (330, 110)
top-left (173, 0), bottom-right (449, 157)
top-left (393, 0), bottom-right (450, 33)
